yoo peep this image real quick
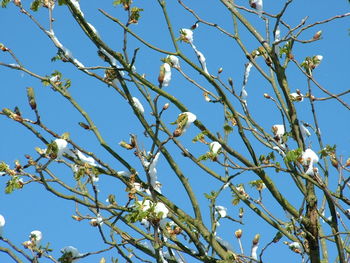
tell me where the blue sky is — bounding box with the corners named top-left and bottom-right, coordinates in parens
top-left (1, 0), bottom-right (350, 262)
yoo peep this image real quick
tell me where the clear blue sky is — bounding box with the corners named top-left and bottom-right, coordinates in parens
top-left (1, 1), bottom-right (349, 262)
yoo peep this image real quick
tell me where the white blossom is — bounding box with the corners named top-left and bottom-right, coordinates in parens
top-left (195, 50), bottom-right (209, 74)
top-left (301, 124), bottom-right (311, 139)
top-left (240, 86), bottom-right (248, 103)
top-left (132, 97), bottom-right (145, 114)
top-left (167, 55), bottom-right (180, 68)
top-left (137, 199), bottom-right (153, 211)
top-left (149, 152), bottom-right (160, 191)
top-left (61, 246), bottom-right (82, 262)
top-left (250, 0), bottom-right (263, 17)
top-left (182, 112), bottom-right (197, 133)
top-left (0, 214), bottom-right (5, 236)
top-left (180, 28), bottom-right (193, 43)
top-left (272, 124), bottom-right (285, 137)
top-left (251, 245), bottom-right (258, 260)
top-left (90, 214), bottom-right (103, 226)
top-left (154, 202), bottom-right (169, 219)
top-left (215, 206), bottom-right (227, 218)
top-left (137, 200), bottom-right (169, 219)
top-left (289, 92), bottom-right (304, 102)
top-left (30, 230), bottom-right (42, 245)
top-left (289, 242), bottom-right (303, 252)
top-left (162, 63), bottom-right (172, 87)
top-left (302, 148), bottom-right (319, 175)
top-left (54, 138), bottom-right (70, 158)
top-left (76, 150), bottom-right (100, 167)
top-left (314, 55), bottom-right (323, 67)
top-left (210, 142), bottom-right (222, 154)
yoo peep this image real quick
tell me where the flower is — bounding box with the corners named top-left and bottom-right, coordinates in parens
top-left (215, 206), bottom-right (227, 218)
top-left (0, 214), bottom-right (5, 236)
top-left (289, 92), bottom-right (304, 102)
top-left (195, 50), bottom-right (209, 74)
top-left (76, 150), bottom-right (100, 167)
top-left (302, 148), bottom-right (319, 175)
top-left (61, 246), bottom-right (82, 262)
top-left (272, 124), bottom-right (285, 137)
top-left (301, 124), bottom-right (311, 138)
top-left (54, 138), bottom-right (70, 158)
top-left (30, 230), bottom-right (42, 245)
top-left (166, 55), bottom-right (180, 68)
top-left (173, 112), bottom-right (197, 137)
top-left (314, 55), bottom-right (323, 67)
top-left (251, 244), bottom-right (258, 260)
top-left (154, 202), bottom-right (169, 219)
top-left (158, 63), bottom-right (172, 87)
top-left (137, 200), bottom-right (169, 219)
top-left (249, 0), bottom-right (263, 17)
top-left (302, 149), bottom-right (319, 165)
top-left (210, 142), bottom-right (222, 155)
top-left (179, 28), bottom-right (193, 43)
top-left (90, 214), bottom-right (103, 227)
top-left (288, 241), bottom-right (303, 253)
top-left (132, 97), bottom-right (145, 114)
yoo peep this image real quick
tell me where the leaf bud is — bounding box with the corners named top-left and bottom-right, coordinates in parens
top-left (218, 67), bottom-right (223, 74)
top-left (263, 93), bottom-right (271, 99)
top-left (26, 87), bottom-right (37, 110)
top-left (272, 232), bottom-right (283, 243)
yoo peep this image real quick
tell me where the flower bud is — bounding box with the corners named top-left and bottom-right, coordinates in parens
top-left (218, 67), bottom-right (223, 74)
top-left (72, 215), bottom-right (83, 221)
top-left (263, 93), bottom-right (270, 99)
top-left (345, 158), bottom-right (350, 167)
top-left (313, 30), bottom-right (322, 40)
top-left (163, 103), bottom-right (170, 110)
top-left (119, 141), bottom-right (134, 150)
top-left (252, 234), bottom-right (260, 245)
top-left (235, 229), bottom-right (243, 239)
top-left (239, 207), bottom-right (244, 218)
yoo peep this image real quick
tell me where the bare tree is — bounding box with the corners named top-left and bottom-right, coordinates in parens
top-left (1, 0), bottom-right (350, 262)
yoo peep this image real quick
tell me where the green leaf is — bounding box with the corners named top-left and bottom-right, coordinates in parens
top-left (0, 0), bottom-right (10, 8)
top-left (5, 176), bottom-right (23, 194)
top-left (0, 162), bottom-right (9, 172)
top-left (232, 195), bottom-right (240, 206)
top-left (129, 7), bottom-right (143, 23)
top-left (58, 0), bottom-right (67, 5)
top-left (249, 179), bottom-right (265, 191)
top-left (46, 141), bottom-right (59, 159)
top-left (319, 144), bottom-right (336, 158)
top-left (192, 131), bottom-right (208, 143)
top-left (284, 148), bottom-right (302, 163)
top-left (223, 123), bottom-right (233, 134)
top-left (30, 0), bottom-right (42, 11)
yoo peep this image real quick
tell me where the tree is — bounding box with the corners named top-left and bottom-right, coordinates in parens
top-left (0, 0), bottom-right (350, 262)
